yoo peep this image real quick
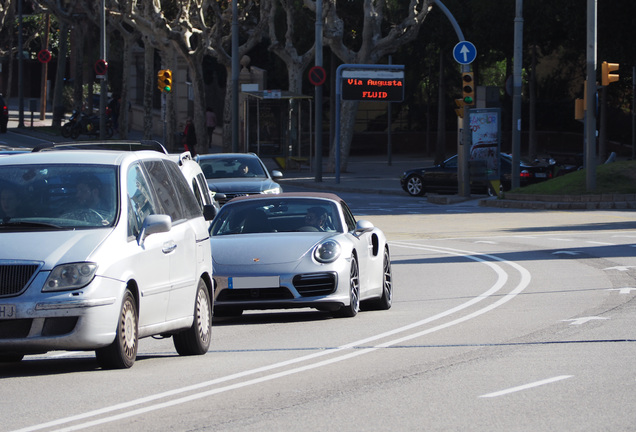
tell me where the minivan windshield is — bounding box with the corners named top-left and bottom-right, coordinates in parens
top-left (0, 164), bottom-right (117, 229)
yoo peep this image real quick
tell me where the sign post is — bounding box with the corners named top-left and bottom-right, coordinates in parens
top-left (94, 59), bottom-right (108, 79)
top-left (37, 49), bottom-right (51, 64)
top-left (453, 41), bottom-right (477, 65)
top-left (334, 64), bottom-right (405, 183)
top-left (308, 66), bottom-right (326, 87)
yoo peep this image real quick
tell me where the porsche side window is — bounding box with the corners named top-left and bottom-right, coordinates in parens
top-left (341, 202), bottom-right (357, 232)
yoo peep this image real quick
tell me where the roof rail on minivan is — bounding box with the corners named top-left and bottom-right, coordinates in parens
top-left (32, 140), bottom-right (168, 154)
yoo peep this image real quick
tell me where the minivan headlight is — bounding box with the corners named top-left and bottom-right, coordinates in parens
top-left (313, 240), bottom-right (341, 263)
top-left (43, 263), bottom-right (98, 291)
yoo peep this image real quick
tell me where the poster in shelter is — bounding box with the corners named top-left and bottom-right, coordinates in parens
top-left (468, 108), bottom-right (501, 179)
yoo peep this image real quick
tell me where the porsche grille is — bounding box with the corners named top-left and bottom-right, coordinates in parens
top-left (293, 273), bottom-right (337, 297)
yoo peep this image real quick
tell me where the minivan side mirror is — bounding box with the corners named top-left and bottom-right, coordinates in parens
top-left (139, 214), bottom-right (171, 246)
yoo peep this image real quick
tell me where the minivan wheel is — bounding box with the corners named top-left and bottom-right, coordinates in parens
top-left (174, 279), bottom-right (212, 356)
top-left (96, 290), bottom-right (138, 369)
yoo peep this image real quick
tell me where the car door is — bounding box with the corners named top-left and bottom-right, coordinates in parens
top-left (144, 160), bottom-right (199, 323)
top-left (125, 163), bottom-right (171, 328)
top-left (341, 201), bottom-right (373, 293)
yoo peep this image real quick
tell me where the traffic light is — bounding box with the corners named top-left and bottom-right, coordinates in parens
top-left (157, 69), bottom-right (173, 93)
top-left (574, 98), bottom-right (584, 120)
top-left (601, 61), bottom-right (619, 86)
top-left (462, 72), bottom-right (475, 106)
top-left (455, 98), bottom-right (465, 118)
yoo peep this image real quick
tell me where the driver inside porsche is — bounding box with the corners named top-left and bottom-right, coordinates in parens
top-left (304, 206), bottom-right (328, 231)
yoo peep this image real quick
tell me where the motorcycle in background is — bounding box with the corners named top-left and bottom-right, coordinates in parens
top-left (61, 110), bottom-right (114, 139)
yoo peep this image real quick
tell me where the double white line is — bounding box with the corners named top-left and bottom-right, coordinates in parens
top-left (16, 243), bottom-right (531, 432)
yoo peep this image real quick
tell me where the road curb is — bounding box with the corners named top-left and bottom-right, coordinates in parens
top-left (480, 193), bottom-right (636, 210)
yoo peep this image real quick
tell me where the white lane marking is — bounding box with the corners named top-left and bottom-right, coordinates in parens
top-left (562, 316), bottom-right (609, 325)
top-left (607, 287), bottom-right (636, 294)
top-left (14, 243), bottom-right (531, 432)
top-left (604, 265), bottom-right (636, 272)
top-left (479, 375), bottom-right (573, 398)
top-left (586, 241), bottom-right (615, 245)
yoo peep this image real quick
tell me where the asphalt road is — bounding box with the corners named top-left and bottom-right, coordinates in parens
top-left (2, 189), bottom-right (635, 432)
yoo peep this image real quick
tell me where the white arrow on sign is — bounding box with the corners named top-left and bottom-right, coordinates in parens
top-left (460, 44), bottom-right (470, 62)
top-left (607, 287), bottom-right (636, 294)
top-left (562, 316), bottom-right (609, 325)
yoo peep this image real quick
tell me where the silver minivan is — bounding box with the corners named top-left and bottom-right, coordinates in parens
top-left (0, 149), bottom-right (215, 368)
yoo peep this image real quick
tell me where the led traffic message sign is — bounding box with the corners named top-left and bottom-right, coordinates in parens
top-left (341, 69), bottom-right (404, 102)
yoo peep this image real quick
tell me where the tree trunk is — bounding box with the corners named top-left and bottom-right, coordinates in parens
top-left (117, 32), bottom-right (136, 140)
top-left (186, 53), bottom-right (207, 155)
top-left (142, 38), bottom-right (154, 140)
top-left (221, 64), bottom-right (233, 153)
top-left (328, 100), bottom-right (359, 172)
top-left (51, 22), bottom-right (69, 128)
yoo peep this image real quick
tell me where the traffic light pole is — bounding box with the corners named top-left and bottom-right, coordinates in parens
top-left (511, 0), bottom-right (523, 190)
top-left (585, 0), bottom-right (597, 191)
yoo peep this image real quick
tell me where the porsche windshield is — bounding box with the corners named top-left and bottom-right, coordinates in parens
top-left (211, 198), bottom-right (343, 235)
top-left (0, 164), bottom-right (117, 229)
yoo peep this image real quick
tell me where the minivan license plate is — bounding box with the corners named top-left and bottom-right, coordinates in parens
top-left (0, 304), bottom-right (16, 319)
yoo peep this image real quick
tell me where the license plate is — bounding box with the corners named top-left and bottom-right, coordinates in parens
top-left (535, 172), bottom-right (547, 178)
top-left (229, 276), bottom-right (280, 289)
top-left (0, 304), bottom-right (17, 319)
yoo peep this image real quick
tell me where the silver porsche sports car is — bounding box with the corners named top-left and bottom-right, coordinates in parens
top-left (209, 193), bottom-right (392, 318)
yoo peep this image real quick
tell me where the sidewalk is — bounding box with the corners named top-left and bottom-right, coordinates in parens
top-left (5, 102), bottom-right (634, 210)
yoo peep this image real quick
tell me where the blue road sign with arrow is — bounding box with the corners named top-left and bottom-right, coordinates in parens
top-left (453, 41), bottom-right (477, 65)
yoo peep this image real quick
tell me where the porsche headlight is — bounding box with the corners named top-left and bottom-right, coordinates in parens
top-left (43, 263), bottom-right (98, 291)
top-left (313, 239), bottom-right (341, 263)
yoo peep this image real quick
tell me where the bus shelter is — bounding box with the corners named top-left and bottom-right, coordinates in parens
top-left (242, 90), bottom-right (313, 170)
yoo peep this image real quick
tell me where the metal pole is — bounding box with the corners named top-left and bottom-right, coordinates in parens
top-left (387, 55), bottom-right (392, 166)
top-left (511, 0), bottom-right (523, 190)
top-left (18, 0), bottom-right (24, 128)
top-left (231, 0), bottom-right (239, 152)
top-left (40, 13), bottom-right (50, 120)
top-left (99, 0), bottom-right (107, 140)
top-left (314, 0), bottom-right (323, 182)
top-left (632, 66), bottom-right (635, 160)
top-left (585, 0), bottom-right (597, 191)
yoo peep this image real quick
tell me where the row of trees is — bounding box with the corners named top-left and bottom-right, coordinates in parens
top-left (0, 0), bottom-right (432, 171)
top-left (0, 0), bottom-right (633, 166)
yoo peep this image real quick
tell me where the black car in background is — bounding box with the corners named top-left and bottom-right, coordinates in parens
top-left (0, 95), bottom-right (8, 133)
top-left (400, 153), bottom-right (556, 197)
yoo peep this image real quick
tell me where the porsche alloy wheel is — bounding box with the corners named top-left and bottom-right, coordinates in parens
top-left (363, 247), bottom-right (393, 311)
top-left (405, 175), bottom-right (425, 196)
top-left (334, 255), bottom-right (360, 318)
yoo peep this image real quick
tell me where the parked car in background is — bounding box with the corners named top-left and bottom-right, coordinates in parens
top-left (209, 192), bottom-right (392, 318)
top-left (0, 147), bottom-right (216, 368)
top-left (0, 95), bottom-right (9, 133)
top-left (197, 153), bottom-right (282, 205)
top-left (400, 153), bottom-right (556, 197)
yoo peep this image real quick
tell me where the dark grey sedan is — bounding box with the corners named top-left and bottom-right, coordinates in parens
top-left (197, 153), bottom-right (283, 205)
